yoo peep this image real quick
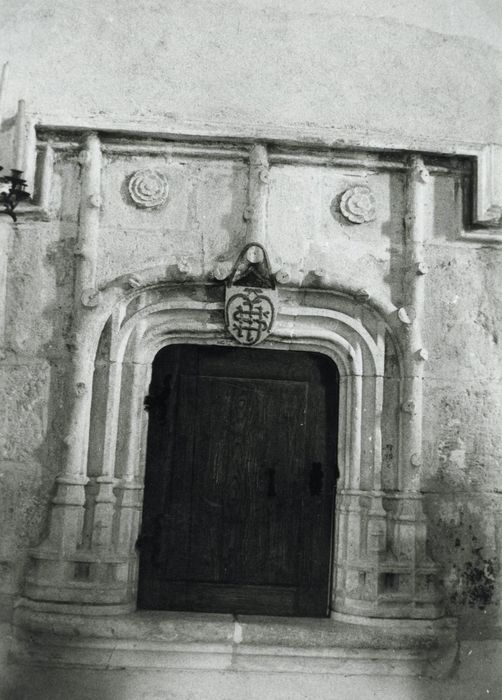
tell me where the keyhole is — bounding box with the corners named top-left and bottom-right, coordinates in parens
top-left (309, 462), bottom-right (323, 496)
top-left (267, 468), bottom-right (276, 498)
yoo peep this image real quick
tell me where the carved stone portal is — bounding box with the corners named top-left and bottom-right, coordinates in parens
top-left (20, 137), bottom-right (443, 630)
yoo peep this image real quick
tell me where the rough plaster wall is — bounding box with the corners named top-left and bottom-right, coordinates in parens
top-left (1, 2), bottom-right (502, 698)
top-left (1, 0), bottom-right (502, 146)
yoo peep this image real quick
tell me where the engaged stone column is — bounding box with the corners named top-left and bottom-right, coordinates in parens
top-left (26, 134), bottom-right (106, 604)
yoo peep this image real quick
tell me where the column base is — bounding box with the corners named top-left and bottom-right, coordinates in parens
top-left (24, 548), bottom-right (136, 606)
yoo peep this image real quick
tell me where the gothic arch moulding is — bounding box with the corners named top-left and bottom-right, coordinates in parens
top-left (24, 278), bottom-right (442, 620)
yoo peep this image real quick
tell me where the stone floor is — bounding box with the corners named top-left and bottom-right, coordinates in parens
top-left (2, 613), bottom-right (502, 700)
top-left (2, 657), bottom-right (502, 700)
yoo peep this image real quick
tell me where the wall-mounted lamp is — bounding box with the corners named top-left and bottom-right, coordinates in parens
top-left (0, 168), bottom-right (30, 221)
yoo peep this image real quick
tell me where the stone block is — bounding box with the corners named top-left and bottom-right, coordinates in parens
top-left (0, 364), bottom-right (50, 462)
top-left (5, 223), bottom-right (75, 358)
top-left (423, 492), bottom-right (501, 619)
top-left (422, 378), bottom-right (502, 492)
top-left (423, 245), bottom-right (502, 380)
top-left (97, 157), bottom-right (248, 284)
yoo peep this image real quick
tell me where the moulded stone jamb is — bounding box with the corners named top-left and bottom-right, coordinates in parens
top-left (102, 286), bottom-right (394, 613)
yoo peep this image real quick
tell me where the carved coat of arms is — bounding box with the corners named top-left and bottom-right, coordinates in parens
top-left (224, 243), bottom-right (277, 346)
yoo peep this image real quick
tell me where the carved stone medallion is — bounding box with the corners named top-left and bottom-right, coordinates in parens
top-left (128, 169), bottom-right (169, 208)
top-left (339, 185), bottom-right (376, 223)
top-left (225, 287), bottom-right (276, 345)
top-left (224, 243), bottom-right (277, 346)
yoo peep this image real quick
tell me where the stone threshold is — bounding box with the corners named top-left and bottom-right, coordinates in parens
top-left (10, 600), bottom-right (458, 679)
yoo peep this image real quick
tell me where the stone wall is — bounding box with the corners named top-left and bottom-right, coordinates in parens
top-left (1, 2), bottom-right (502, 698)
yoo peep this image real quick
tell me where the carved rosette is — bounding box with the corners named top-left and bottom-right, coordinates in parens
top-left (128, 169), bottom-right (169, 208)
top-left (340, 185), bottom-right (376, 224)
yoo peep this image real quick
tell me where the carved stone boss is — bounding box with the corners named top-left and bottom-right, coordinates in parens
top-left (224, 243), bottom-right (277, 346)
top-left (128, 168), bottom-right (169, 208)
top-left (339, 185), bottom-right (376, 223)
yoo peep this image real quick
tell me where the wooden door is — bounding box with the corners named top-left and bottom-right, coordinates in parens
top-left (137, 344), bottom-right (338, 617)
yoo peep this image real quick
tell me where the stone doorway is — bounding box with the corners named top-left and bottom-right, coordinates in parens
top-left (22, 281), bottom-right (443, 621)
top-left (137, 344), bottom-right (339, 617)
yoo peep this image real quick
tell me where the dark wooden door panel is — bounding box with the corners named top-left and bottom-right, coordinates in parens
top-left (158, 582), bottom-right (297, 615)
top-left (137, 344), bottom-right (338, 617)
top-left (188, 376), bottom-right (308, 586)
